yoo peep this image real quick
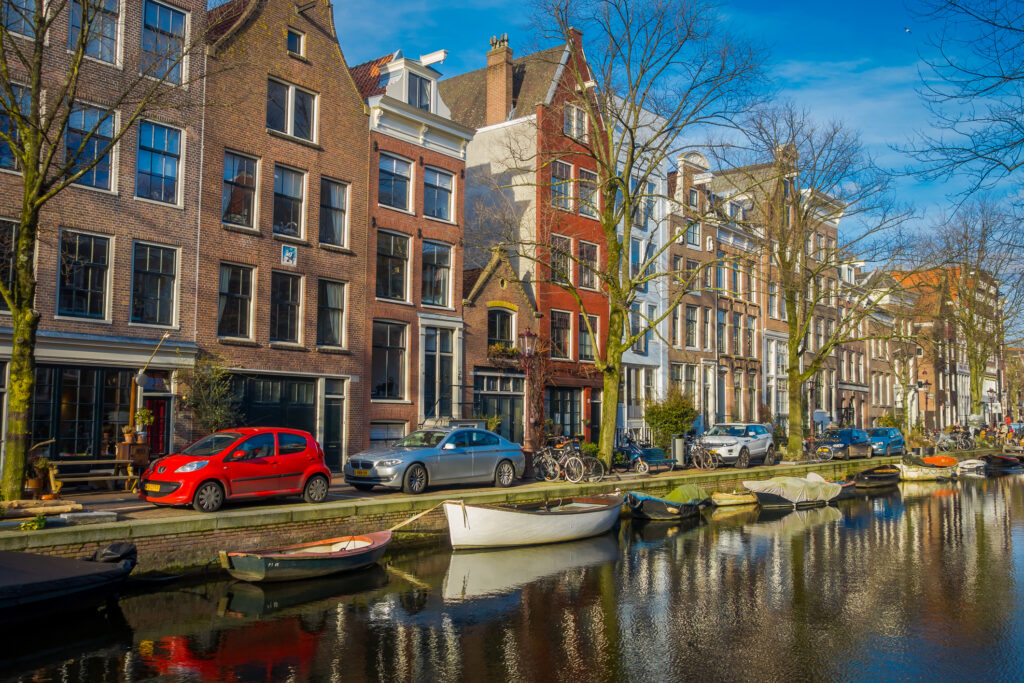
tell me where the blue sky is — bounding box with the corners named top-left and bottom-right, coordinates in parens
top-left (335, 0), bottom-right (960, 220)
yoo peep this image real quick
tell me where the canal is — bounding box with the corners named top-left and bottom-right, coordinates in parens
top-left (4, 473), bottom-right (1024, 682)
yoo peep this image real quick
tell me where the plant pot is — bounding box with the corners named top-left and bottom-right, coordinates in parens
top-left (24, 477), bottom-right (43, 499)
top-left (923, 446), bottom-right (935, 455)
top-left (123, 433), bottom-right (135, 444)
top-left (136, 432), bottom-right (147, 444)
top-left (912, 447), bottom-right (923, 455)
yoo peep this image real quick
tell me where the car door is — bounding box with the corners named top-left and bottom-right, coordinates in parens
top-left (755, 426), bottom-right (772, 456)
top-left (470, 430), bottom-right (503, 479)
top-left (433, 430), bottom-right (474, 483)
top-left (275, 432), bottom-right (311, 491)
top-left (891, 429), bottom-right (904, 453)
top-left (854, 430), bottom-right (871, 458)
top-left (224, 433), bottom-right (278, 495)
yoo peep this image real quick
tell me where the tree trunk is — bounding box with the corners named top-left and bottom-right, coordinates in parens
top-left (786, 381), bottom-right (804, 460)
top-left (2, 306), bottom-right (40, 501)
top-left (597, 305), bottom-right (626, 467)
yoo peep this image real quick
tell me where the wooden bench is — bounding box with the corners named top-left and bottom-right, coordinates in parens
top-left (51, 459), bottom-right (138, 493)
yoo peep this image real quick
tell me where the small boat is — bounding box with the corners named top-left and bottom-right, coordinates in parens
top-left (742, 474), bottom-right (843, 509)
top-left (982, 453), bottom-right (1019, 469)
top-left (957, 458), bottom-right (986, 474)
top-left (625, 484), bottom-right (709, 521)
top-left (854, 464), bottom-right (901, 488)
top-left (443, 495), bottom-right (623, 549)
top-left (923, 455), bottom-right (958, 468)
top-left (0, 542), bottom-right (136, 616)
top-left (895, 456), bottom-right (955, 481)
top-left (711, 490), bottom-right (758, 506)
top-left (219, 531), bottom-right (392, 582)
top-left (832, 477), bottom-right (857, 500)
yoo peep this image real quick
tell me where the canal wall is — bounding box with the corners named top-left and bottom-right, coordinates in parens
top-left (0, 457), bottom-right (908, 572)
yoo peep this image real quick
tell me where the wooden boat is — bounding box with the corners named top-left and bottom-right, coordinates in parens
top-left (711, 490), bottom-right (758, 507)
top-left (742, 474), bottom-right (843, 509)
top-left (854, 464), bottom-right (901, 488)
top-left (956, 458), bottom-right (987, 474)
top-left (895, 462), bottom-right (955, 481)
top-left (0, 543), bottom-right (136, 616)
top-left (442, 495), bottom-right (623, 549)
top-left (923, 455), bottom-right (958, 468)
top-left (219, 530), bottom-right (392, 582)
top-left (982, 453), bottom-right (1020, 469)
top-left (625, 484), bottom-right (708, 521)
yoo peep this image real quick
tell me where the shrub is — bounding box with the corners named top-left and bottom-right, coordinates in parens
top-left (581, 441), bottom-right (599, 458)
top-left (644, 389), bottom-right (698, 451)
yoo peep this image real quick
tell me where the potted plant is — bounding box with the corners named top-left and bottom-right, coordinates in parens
top-left (135, 408), bottom-right (155, 443)
top-left (907, 432), bottom-right (925, 455)
top-left (24, 456), bottom-right (51, 499)
top-left (122, 424), bottom-right (135, 444)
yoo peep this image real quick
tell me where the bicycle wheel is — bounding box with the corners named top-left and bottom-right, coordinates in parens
top-left (817, 447), bottom-right (833, 462)
top-left (938, 441), bottom-right (953, 452)
top-left (562, 455), bottom-right (585, 483)
top-left (536, 454), bottom-right (560, 482)
top-left (581, 456), bottom-right (605, 483)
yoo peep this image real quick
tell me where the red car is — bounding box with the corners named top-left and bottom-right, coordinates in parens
top-left (139, 427), bottom-right (332, 512)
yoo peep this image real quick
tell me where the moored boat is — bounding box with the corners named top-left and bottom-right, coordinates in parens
top-left (742, 474), bottom-right (843, 509)
top-left (923, 455), bottom-right (958, 468)
top-left (219, 531), bottom-right (392, 582)
top-left (711, 490), bottom-right (758, 506)
top-left (625, 484), bottom-right (708, 521)
top-left (982, 453), bottom-right (1020, 469)
top-left (443, 495), bottom-right (623, 549)
top-left (895, 457), bottom-right (955, 481)
top-left (956, 458), bottom-right (986, 475)
top-left (854, 464), bottom-right (901, 488)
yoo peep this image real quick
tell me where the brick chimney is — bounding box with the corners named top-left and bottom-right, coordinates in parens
top-left (486, 34), bottom-right (513, 126)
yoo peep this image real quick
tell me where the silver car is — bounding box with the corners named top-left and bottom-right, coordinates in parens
top-left (343, 428), bottom-right (526, 494)
top-left (702, 423), bottom-right (776, 468)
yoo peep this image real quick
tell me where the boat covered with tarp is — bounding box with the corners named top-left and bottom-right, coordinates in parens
top-left (742, 473), bottom-right (843, 509)
top-left (625, 484), bottom-right (709, 520)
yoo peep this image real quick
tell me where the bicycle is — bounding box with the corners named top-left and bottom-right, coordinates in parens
top-left (556, 435), bottom-right (605, 483)
top-left (689, 436), bottom-right (722, 470)
top-left (534, 439), bottom-right (585, 483)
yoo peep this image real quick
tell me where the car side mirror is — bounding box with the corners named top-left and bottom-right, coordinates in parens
top-left (443, 442), bottom-right (456, 450)
top-left (231, 450), bottom-right (246, 460)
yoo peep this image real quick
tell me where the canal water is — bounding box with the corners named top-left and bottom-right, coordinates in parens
top-left (4, 474), bottom-right (1024, 682)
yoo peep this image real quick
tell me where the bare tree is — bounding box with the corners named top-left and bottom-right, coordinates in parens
top-left (1005, 349), bottom-right (1024, 421)
top-left (0, 0), bottom-right (207, 499)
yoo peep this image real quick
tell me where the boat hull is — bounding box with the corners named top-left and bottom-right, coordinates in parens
top-left (983, 454), bottom-right (1019, 469)
top-left (443, 496), bottom-right (623, 549)
top-left (711, 491), bottom-right (758, 506)
top-left (750, 490), bottom-right (828, 509)
top-left (895, 463), bottom-right (955, 481)
top-left (854, 465), bottom-right (901, 488)
top-left (0, 551), bottom-right (134, 615)
top-left (625, 493), bottom-right (702, 521)
top-left (221, 531), bottom-right (392, 582)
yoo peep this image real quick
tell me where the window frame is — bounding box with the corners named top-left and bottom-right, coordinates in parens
top-left (578, 167), bottom-right (599, 218)
top-left (56, 229), bottom-right (111, 320)
top-left (266, 77), bottom-right (318, 142)
top-left (269, 270), bottom-right (303, 344)
top-left (130, 240), bottom-right (178, 327)
top-left (550, 234), bottom-right (572, 285)
top-left (272, 163), bottom-right (306, 238)
top-left (550, 309), bottom-right (572, 360)
top-left (286, 27), bottom-right (304, 57)
top-left (371, 320), bottom-right (407, 401)
top-left (487, 307), bottom-right (515, 347)
top-left (216, 262), bottom-right (254, 340)
top-left (134, 119), bottom-right (182, 205)
top-left (0, 83), bottom-right (29, 172)
top-left (67, 102), bottom-right (117, 191)
top-left (316, 277), bottom-right (346, 348)
top-left (550, 160), bottom-right (573, 210)
top-left (69, 0), bottom-right (122, 65)
top-left (423, 166), bottom-right (454, 222)
top-left (579, 313), bottom-right (598, 362)
top-left (578, 240), bottom-right (598, 290)
top-left (407, 72), bottom-right (432, 112)
top-left (140, 0), bottom-right (188, 85)
top-left (563, 103), bottom-right (588, 141)
top-left (421, 240), bottom-right (452, 308)
top-left (221, 150), bottom-right (259, 230)
top-left (375, 230), bottom-right (410, 301)
top-left (318, 176), bottom-right (349, 247)
top-left (378, 153), bottom-right (413, 212)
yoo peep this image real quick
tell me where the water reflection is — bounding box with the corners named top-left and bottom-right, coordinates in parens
top-left (6, 474), bottom-right (1024, 681)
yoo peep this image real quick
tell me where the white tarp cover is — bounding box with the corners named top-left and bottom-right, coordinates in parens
top-left (743, 475), bottom-right (842, 504)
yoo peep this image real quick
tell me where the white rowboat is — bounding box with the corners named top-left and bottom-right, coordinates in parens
top-left (895, 462), bottom-right (955, 481)
top-left (443, 495), bottom-right (623, 549)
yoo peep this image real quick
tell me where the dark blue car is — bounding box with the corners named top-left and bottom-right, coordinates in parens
top-left (867, 427), bottom-right (905, 456)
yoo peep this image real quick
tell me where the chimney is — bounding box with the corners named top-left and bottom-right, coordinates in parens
top-left (486, 34), bottom-right (513, 126)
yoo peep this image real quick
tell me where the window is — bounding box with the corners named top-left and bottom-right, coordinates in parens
top-left (550, 310), bottom-right (571, 359)
top-left (579, 168), bottom-right (598, 218)
top-left (686, 260), bottom-right (700, 291)
top-left (630, 305), bottom-right (646, 355)
top-left (563, 103), bottom-right (587, 140)
top-left (421, 242), bottom-right (451, 307)
top-left (0, 221), bottom-right (14, 310)
top-left (286, 28), bottom-right (303, 56)
top-left (488, 309), bottom-right (513, 346)
top-left (716, 309), bottom-right (726, 352)
top-left (376, 232), bottom-right (408, 300)
top-left (579, 314), bottom-right (597, 361)
top-left (733, 313), bottom-right (741, 355)
top-left (768, 283), bottom-right (778, 318)
top-left (370, 421), bottom-right (406, 447)
top-left (715, 252), bottom-right (724, 289)
top-left (423, 328), bottom-right (453, 418)
top-left (731, 261), bottom-right (740, 296)
top-left (272, 165), bottom-right (304, 236)
top-left (578, 241), bottom-right (598, 289)
top-left (266, 79), bottom-right (315, 141)
top-left (3, 0), bottom-right (33, 36)
top-left (670, 363), bottom-right (683, 391)
top-left (632, 179), bottom-right (655, 227)
top-left (551, 160), bottom-right (572, 210)
top-left (551, 234), bottom-right (571, 284)
top-left (686, 222), bottom-right (700, 247)
top-left (372, 321), bottom-right (406, 399)
top-left (222, 152), bottom-right (257, 228)
top-left (141, 0), bottom-right (185, 84)
top-left (378, 154), bottom-right (411, 211)
top-left (685, 305), bottom-right (698, 348)
top-left (688, 188), bottom-right (698, 208)
top-left (67, 104), bottom-right (114, 189)
top-left (630, 238), bottom-right (648, 292)
top-left (685, 365), bottom-right (697, 398)
top-left (270, 272), bottom-right (301, 343)
top-left (747, 317), bottom-right (756, 358)
top-left (317, 279), bottom-right (345, 347)
top-left (669, 304), bottom-right (679, 346)
top-left (278, 432), bottom-right (307, 455)
top-left (0, 84), bottom-right (28, 170)
top-left (131, 243), bottom-right (175, 325)
top-left (135, 121), bottom-right (180, 203)
top-left (58, 231), bottom-right (108, 318)
top-left (319, 177), bottom-right (348, 246)
top-left (647, 304), bottom-right (657, 351)
top-left (408, 72), bottom-right (432, 111)
top-left (217, 264), bottom-right (252, 338)
top-left (69, 0), bottom-right (118, 63)
top-left (704, 308), bottom-right (712, 349)
top-left (423, 168), bottom-right (453, 221)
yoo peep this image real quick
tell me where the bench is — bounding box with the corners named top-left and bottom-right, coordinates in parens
top-left (50, 459), bottom-right (139, 493)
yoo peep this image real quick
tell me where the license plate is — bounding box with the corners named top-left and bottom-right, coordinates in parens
top-left (353, 469), bottom-right (370, 477)
top-left (817, 448), bottom-right (830, 453)
top-left (144, 483), bottom-right (160, 492)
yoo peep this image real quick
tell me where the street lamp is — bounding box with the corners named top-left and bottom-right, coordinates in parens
top-left (517, 329), bottom-right (538, 455)
top-left (920, 380), bottom-right (932, 432)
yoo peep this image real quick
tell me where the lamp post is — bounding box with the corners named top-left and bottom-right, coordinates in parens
top-left (517, 329), bottom-right (538, 458)
top-left (921, 380), bottom-right (932, 431)
top-left (988, 388), bottom-right (998, 426)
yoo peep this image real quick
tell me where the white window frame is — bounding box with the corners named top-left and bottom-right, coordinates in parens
top-left (578, 167), bottom-right (599, 218)
top-left (267, 76), bottom-right (319, 143)
top-left (221, 149), bottom-right (260, 231)
top-left (563, 103), bottom-right (588, 141)
top-left (378, 152), bottom-right (414, 213)
top-left (423, 165), bottom-right (454, 222)
top-left (68, 0), bottom-right (125, 68)
top-left (216, 261), bottom-right (256, 340)
top-left (578, 239), bottom-right (599, 290)
top-left (269, 270), bottom-right (304, 345)
top-left (551, 233), bottom-right (572, 284)
top-left (318, 175), bottom-right (350, 248)
top-left (550, 308), bottom-right (573, 360)
top-left (316, 277), bottom-right (348, 348)
top-left (272, 163), bottom-right (307, 239)
top-left (286, 27), bottom-right (305, 57)
top-left (139, 0), bottom-right (190, 85)
top-left (551, 160), bottom-right (573, 210)
top-left (134, 118), bottom-right (184, 207)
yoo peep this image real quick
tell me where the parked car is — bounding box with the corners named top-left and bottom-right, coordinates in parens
top-left (867, 427), bottom-right (905, 456)
top-left (343, 428), bottom-right (525, 494)
top-left (817, 428), bottom-right (872, 460)
top-left (139, 428), bottom-right (332, 513)
top-left (702, 423), bottom-right (776, 468)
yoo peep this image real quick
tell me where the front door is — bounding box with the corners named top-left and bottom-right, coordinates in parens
top-left (144, 397), bottom-right (170, 456)
top-left (225, 433), bottom-right (278, 495)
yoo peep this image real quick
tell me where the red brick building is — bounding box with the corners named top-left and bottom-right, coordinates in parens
top-left (441, 33), bottom-right (608, 443)
top-left (349, 50), bottom-right (474, 448)
top-left (200, 0), bottom-right (370, 469)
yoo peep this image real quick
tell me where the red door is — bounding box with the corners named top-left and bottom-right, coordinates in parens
top-left (145, 397), bottom-right (170, 456)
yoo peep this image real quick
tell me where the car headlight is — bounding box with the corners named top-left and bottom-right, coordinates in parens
top-left (378, 459), bottom-right (403, 467)
top-left (720, 440), bottom-right (738, 447)
top-left (175, 460), bottom-right (209, 473)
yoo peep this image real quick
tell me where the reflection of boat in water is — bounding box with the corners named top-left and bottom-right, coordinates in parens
top-left (899, 481), bottom-right (957, 502)
top-left (442, 532), bottom-right (618, 602)
top-left (221, 564), bottom-right (388, 618)
top-left (628, 516), bottom-right (703, 546)
top-left (707, 505), bottom-right (761, 525)
top-left (747, 506), bottom-right (843, 538)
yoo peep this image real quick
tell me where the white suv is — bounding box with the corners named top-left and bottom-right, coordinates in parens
top-left (702, 423), bottom-right (776, 468)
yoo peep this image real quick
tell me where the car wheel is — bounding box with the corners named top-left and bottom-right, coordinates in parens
top-left (764, 445), bottom-right (775, 466)
top-left (402, 464), bottom-right (428, 495)
top-left (494, 460), bottom-right (516, 488)
top-left (193, 481), bottom-right (224, 513)
top-left (303, 474), bottom-right (329, 504)
top-left (735, 448), bottom-right (750, 469)
top-left (352, 483), bottom-right (375, 492)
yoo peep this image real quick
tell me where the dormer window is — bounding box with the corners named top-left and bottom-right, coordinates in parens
top-left (286, 29), bottom-right (304, 57)
top-left (408, 72), bottom-right (431, 111)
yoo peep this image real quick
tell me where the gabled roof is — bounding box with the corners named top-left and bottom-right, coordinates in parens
top-left (438, 45), bottom-right (564, 129)
top-left (350, 54), bottom-right (395, 100)
top-left (463, 250), bottom-right (538, 315)
top-left (206, 0), bottom-right (256, 47)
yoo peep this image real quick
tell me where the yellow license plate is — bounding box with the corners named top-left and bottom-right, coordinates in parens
top-left (353, 469), bottom-right (370, 477)
top-left (817, 448), bottom-right (830, 453)
top-left (144, 483), bottom-right (160, 492)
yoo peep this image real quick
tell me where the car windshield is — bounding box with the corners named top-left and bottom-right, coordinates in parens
top-left (182, 432), bottom-right (243, 456)
top-left (867, 429), bottom-right (888, 437)
top-left (394, 430), bottom-right (447, 448)
top-left (707, 426), bottom-right (746, 437)
top-left (822, 430), bottom-right (852, 442)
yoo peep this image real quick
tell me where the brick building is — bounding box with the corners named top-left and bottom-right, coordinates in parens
top-left (349, 49), bottom-right (474, 448)
top-left (200, 0), bottom-right (370, 469)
